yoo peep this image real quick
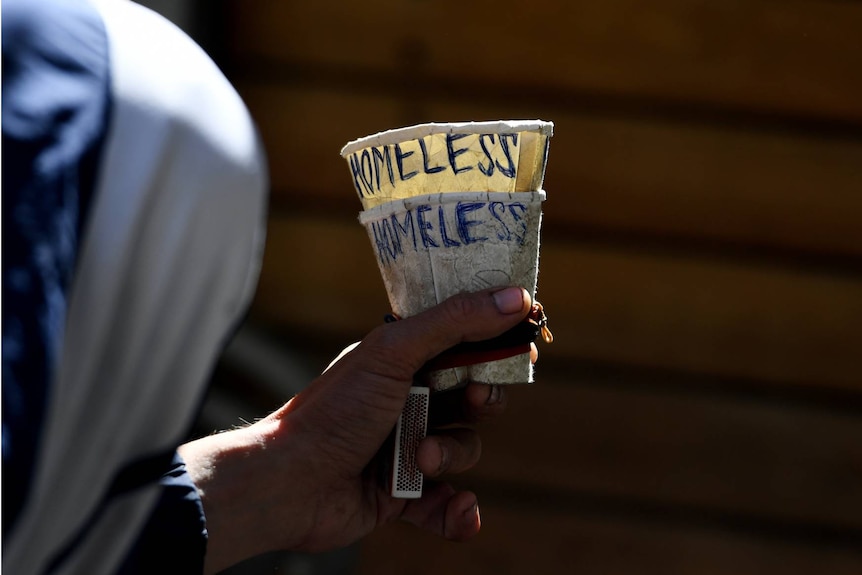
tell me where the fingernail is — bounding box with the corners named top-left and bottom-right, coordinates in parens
top-left (438, 443), bottom-right (450, 475)
top-left (486, 385), bottom-right (501, 405)
top-left (492, 287), bottom-right (524, 314)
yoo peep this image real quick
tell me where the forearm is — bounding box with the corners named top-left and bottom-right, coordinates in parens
top-left (178, 414), bottom-right (314, 574)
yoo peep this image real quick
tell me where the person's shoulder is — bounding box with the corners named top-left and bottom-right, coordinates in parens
top-left (91, 0), bottom-right (264, 173)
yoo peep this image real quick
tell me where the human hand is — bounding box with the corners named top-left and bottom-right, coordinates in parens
top-left (180, 286), bottom-right (532, 574)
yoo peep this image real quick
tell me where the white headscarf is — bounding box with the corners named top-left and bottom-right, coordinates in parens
top-left (3, 1), bottom-right (268, 572)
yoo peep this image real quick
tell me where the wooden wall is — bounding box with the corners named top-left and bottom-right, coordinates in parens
top-left (211, 0), bottom-right (862, 573)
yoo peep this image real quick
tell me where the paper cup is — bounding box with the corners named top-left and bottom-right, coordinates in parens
top-left (342, 121), bottom-right (553, 391)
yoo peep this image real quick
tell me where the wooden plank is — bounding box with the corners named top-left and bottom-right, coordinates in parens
top-left (462, 378), bottom-right (862, 529)
top-left (240, 85), bottom-right (862, 259)
top-left (227, 0), bottom-right (862, 124)
top-left (251, 215), bottom-right (862, 390)
top-left (356, 504), bottom-right (862, 575)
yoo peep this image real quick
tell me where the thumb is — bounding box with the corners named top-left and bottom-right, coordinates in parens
top-left (282, 287), bottom-right (531, 472)
top-left (352, 286), bottom-right (532, 382)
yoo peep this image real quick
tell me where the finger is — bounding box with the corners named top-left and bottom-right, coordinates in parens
top-left (464, 383), bottom-right (509, 420)
top-left (429, 383), bottom-right (508, 428)
top-left (400, 483), bottom-right (481, 541)
top-left (360, 287), bottom-right (531, 381)
top-left (530, 342), bottom-right (539, 364)
top-left (416, 429), bottom-right (482, 477)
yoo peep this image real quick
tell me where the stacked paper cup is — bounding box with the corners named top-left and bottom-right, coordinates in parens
top-left (341, 120), bottom-right (553, 392)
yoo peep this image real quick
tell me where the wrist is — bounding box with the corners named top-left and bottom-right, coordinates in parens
top-left (179, 416), bottom-right (314, 573)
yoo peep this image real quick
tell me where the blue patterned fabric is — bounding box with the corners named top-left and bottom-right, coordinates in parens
top-left (2, 0), bottom-right (110, 535)
top-left (2, 1), bottom-right (212, 572)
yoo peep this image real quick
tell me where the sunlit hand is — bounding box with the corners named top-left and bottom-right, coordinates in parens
top-left (179, 287), bottom-right (532, 574)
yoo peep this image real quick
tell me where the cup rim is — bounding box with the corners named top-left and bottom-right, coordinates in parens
top-left (340, 119), bottom-right (554, 158)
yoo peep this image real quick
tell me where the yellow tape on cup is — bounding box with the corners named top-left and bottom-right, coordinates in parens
top-left (341, 120), bottom-right (554, 210)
